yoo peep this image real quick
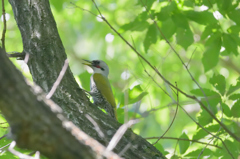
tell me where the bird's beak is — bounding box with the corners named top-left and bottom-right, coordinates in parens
top-left (82, 59), bottom-right (92, 66)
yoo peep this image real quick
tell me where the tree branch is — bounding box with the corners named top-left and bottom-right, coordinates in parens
top-left (5, 0), bottom-right (165, 158)
top-left (0, 48), bottom-right (122, 159)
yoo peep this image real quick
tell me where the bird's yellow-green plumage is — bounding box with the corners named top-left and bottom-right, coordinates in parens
top-left (82, 59), bottom-right (117, 120)
top-left (93, 73), bottom-right (117, 118)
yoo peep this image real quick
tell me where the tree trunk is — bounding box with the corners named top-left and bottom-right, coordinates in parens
top-left (0, 0), bottom-right (166, 158)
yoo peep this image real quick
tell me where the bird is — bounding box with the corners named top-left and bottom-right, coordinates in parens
top-left (82, 59), bottom-right (117, 120)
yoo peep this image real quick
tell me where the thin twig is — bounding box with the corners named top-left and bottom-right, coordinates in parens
top-left (8, 141), bottom-right (39, 159)
top-left (145, 69), bottom-right (234, 158)
top-left (46, 59), bottom-right (69, 99)
top-left (91, 1), bottom-right (240, 142)
top-left (70, 2), bottom-right (99, 17)
top-left (118, 143), bottom-right (132, 157)
top-left (152, 82), bottom-right (179, 145)
top-left (0, 134), bottom-right (7, 140)
top-left (173, 139), bottom-right (179, 156)
top-left (85, 114), bottom-right (105, 138)
top-left (179, 104), bottom-right (234, 159)
top-left (198, 102), bottom-right (224, 159)
top-left (1, 0), bottom-right (7, 52)
top-left (141, 0), bottom-right (213, 111)
top-left (0, 143), bottom-right (10, 150)
top-left (145, 136), bottom-right (222, 149)
top-left (74, 0), bottom-right (240, 143)
top-left (186, 47), bottom-right (197, 68)
top-left (24, 53), bottom-right (30, 64)
top-left (106, 119), bottom-right (139, 152)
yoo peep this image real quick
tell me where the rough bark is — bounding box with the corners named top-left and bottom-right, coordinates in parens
top-left (0, 48), bottom-right (121, 159)
top-left (0, 0), bottom-right (166, 158)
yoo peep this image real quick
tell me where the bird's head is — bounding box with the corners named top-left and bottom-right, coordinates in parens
top-left (83, 59), bottom-right (109, 77)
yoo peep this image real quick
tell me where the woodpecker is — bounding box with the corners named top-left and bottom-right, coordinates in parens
top-left (83, 59), bottom-right (117, 120)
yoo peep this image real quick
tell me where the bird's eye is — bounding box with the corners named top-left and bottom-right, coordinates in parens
top-left (93, 60), bottom-right (100, 65)
top-left (101, 68), bottom-right (105, 71)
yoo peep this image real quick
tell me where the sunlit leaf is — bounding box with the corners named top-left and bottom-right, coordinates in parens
top-left (184, 148), bottom-right (212, 158)
top-left (185, 10), bottom-right (217, 25)
top-left (143, 24), bottom-right (158, 52)
top-left (222, 33), bottom-right (238, 55)
top-left (231, 100), bottom-right (240, 118)
top-left (50, 0), bottom-right (64, 12)
top-left (209, 74), bottom-right (226, 96)
top-left (159, 18), bottom-right (177, 39)
top-left (78, 71), bottom-right (91, 91)
top-left (119, 85), bottom-right (148, 107)
top-left (193, 124), bottom-right (220, 140)
top-left (227, 77), bottom-right (240, 95)
top-left (179, 132), bottom-right (190, 154)
top-left (221, 103), bottom-right (232, 117)
top-left (171, 12), bottom-right (189, 29)
top-left (201, 23), bottom-right (219, 40)
top-left (228, 9), bottom-right (240, 25)
top-left (170, 154), bottom-right (180, 159)
top-left (136, 0), bottom-right (156, 9)
top-left (214, 139), bottom-right (239, 158)
top-left (120, 12), bottom-right (150, 32)
top-left (202, 34), bottom-right (221, 72)
top-left (197, 109), bottom-right (213, 126)
top-left (228, 93), bottom-right (240, 100)
top-left (227, 25), bottom-right (240, 34)
top-left (154, 143), bottom-right (169, 156)
top-left (176, 27), bottom-right (194, 50)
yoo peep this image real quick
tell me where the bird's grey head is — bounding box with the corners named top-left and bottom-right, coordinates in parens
top-left (91, 60), bottom-right (109, 77)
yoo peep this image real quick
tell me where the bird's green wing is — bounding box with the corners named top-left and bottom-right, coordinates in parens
top-left (93, 73), bottom-right (116, 108)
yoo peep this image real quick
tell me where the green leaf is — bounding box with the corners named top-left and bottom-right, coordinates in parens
top-left (78, 71), bottom-right (91, 92)
top-left (119, 85), bottom-right (148, 106)
top-left (214, 139), bottom-right (239, 158)
top-left (116, 109), bottom-right (140, 124)
top-left (50, 0), bottom-right (64, 12)
top-left (222, 118), bottom-right (240, 135)
top-left (193, 124), bottom-right (220, 140)
top-left (231, 100), bottom-right (240, 118)
top-left (176, 27), bottom-right (194, 50)
top-left (156, 8), bottom-right (171, 21)
top-left (202, 34), bottom-right (221, 72)
top-left (222, 33), bottom-right (238, 55)
top-left (170, 154), bottom-right (180, 159)
top-left (185, 10), bottom-right (217, 25)
top-left (229, 93), bottom-right (240, 100)
top-left (171, 12), bottom-right (189, 29)
top-left (159, 18), bottom-right (177, 39)
top-left (220, 0), bottom-right (232, 11)
top-left (155, 1), bottom-right (179, 23)
top-left (143, 24), bottom-right (158, 52)
top-left (191, 88), bottom-right (221, 114)
top-left (197, 109), bottom-right (213, 126)
top-left (184, 148), bottom-right (212, 158)
top-left (227, 77), bottom-right (240, 95)
top-left (228, 9), bottom-right (240, 25)
top-left (154, 143), bottom-right (169, 156)
top-left (209, 74), bottom-right (226, 96)
top-left (221, 103), bottom-right (232, 117)
top-left (227, 25), bottom-right (240, 34)
top-left (121, 12), bottom-right (150, 32)
top-left (136, 0), bottom-right (155, 9)
top-left (201, 23), bottom-right (219, 40)
top-left (179, 132), bottom-right (190, 154)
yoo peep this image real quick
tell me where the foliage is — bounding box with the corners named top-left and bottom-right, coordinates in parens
top-left (1, 0), bottom-right (240, 158)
